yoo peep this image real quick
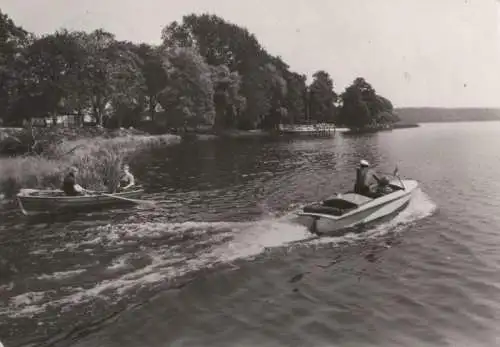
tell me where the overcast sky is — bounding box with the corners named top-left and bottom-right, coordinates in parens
top-left (2, 0), bottom-right (500, 108)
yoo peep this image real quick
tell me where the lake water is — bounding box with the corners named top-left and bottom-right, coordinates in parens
top-left (1, 122), bottom-right (500, 347)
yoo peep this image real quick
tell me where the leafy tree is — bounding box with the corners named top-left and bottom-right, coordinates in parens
top-left (338, 84), bottom-right (371, 128)
top-left (105, 41), bottom-right (146, 128)
top-left (210, 64), bottom-right (245, 129)
top-left (353, 77), bottom-right (380, 118)
top-left (261, 62), bottom-right (287, 130)
top-left (162, 14), bottom-right (247, 70)
top-left (308, 70), bottom-right (337, 123)
top-left (0, 10), bottom-right (32, 124)
top-left (339, 77), bottom-right (397, 129)
top-left (19, 30), bottom-right (88, 122)
top-left (72, 30), bottom-right (146, 126)
top-left (157, 46), bottom-right (215, 127)
top-left (161, 14), bottom-right (290, 129)
top-left (133, 44), bottom-right (169, 121)
top-left (283, 72), bottom-right (307, 124)
top-left (76, 30), bottom-right (117, 126)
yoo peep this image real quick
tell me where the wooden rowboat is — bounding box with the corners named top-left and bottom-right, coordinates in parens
top-left (16, 187), bottom-right (145, 216)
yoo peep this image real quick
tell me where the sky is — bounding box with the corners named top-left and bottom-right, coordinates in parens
top-left (2, 0), bottom-right (500, 108)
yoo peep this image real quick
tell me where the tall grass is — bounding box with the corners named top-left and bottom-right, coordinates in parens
top-left (0, 134), bottom-right (181, 198)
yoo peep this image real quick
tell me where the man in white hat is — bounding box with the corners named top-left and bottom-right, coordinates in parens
top-left (354, 159), bottom-right (382, 197)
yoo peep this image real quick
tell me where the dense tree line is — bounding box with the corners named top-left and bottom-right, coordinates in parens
top-left (337, 77), bottom-right (399, 128)
top-left (0, 10), bottom-right (398, 130)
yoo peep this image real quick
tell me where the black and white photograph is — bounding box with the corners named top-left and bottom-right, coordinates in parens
top-left (1, 0), bottom-right (500, 346)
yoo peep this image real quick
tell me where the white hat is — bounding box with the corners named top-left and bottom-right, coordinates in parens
top-left (360, 159), bottom-right (370, 167)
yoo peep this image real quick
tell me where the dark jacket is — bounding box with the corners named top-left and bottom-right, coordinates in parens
top-left (62, 172), bottom-right (78, 196)
top-left (354, 167), bottom-right (379, 193)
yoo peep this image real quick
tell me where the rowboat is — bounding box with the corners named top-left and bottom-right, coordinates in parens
top-left (16, 187), bottom-right (145, 216)
top-left (295, 178), bottom-right (418, 236)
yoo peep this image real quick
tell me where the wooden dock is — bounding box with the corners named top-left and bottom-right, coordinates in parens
top-left (278, 123), bottom-right (337, 137)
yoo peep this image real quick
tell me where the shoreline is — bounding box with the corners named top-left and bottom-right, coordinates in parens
top-left (182, 124), bottom-right (422, 140)
top-left (0, 129), bottom-right (182, 199)
top-left (393, 123), bottom-right (420, 129)
top-left (0, 121), bottom-right (426, 200)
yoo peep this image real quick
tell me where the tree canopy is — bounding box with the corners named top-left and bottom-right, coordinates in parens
top-left (0, 10), bottom-right (398, 130)
top-left (337, 78), bottom-right (397, 129)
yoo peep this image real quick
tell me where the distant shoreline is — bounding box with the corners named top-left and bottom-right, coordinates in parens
top-left (398, 119), bottom-right (500, 123)
top-left (395, 107), bottom-right (500, 123)
top-left (393, 123), bottom-right (419, 128)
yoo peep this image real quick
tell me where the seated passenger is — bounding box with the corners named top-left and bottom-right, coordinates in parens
top-left (376, 176), bottom-right (393, 196)
top-left (62, 167), bottom-right (86, 196)
top-left (117, 164), bottom-right (135, 192)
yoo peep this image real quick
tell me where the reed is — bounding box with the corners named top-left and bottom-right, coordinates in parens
top-left (0, 134), bottom-right (181, 198)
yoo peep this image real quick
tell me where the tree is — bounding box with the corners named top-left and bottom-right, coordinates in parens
top-left (73, 29), bottom-right (115, 126)
top-left (161, 14), bottom-right (292, 129)
top-left (133, 44), bottom-right (169, 121)
top-left (261, 63), bottom-right (287, 130)
top-left (308, 70), bottom-right (337, 123)
top-left (3, 28), bottom-right (147, 128)
top-left (210, 64), bottom-right (246, 129)
top-left (104, 42), bottom-right (145, 128)
top-left (338, 84), bottom-right (371, 128)
top-left (353, 77), bottom-right (380, 117)
top-left (0, 10), bottom-right (32, 124)
top-left (162, 14), bottom-right (245, 70)
top-left (338, 77), bottom-right (397, 129)
top-left (19, 30), bottom-right (88, 124)
top-left (157, 46), bottom-right (215, 127)
top-left (283, 72), bottom-right (307, 124)
top-left (73, 30), bottom-right (147, 126)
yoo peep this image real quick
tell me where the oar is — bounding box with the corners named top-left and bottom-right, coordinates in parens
top-left (84, 190), bottom-right (157, 206)
top-left (100, 193), bottom-right (157, 205)
top-left (55, 144), bottom-right (85, 159)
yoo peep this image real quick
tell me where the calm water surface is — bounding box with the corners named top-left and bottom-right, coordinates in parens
top-left (1, 122), bottom-right (500, 347)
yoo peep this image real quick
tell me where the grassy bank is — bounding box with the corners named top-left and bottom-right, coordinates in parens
top-left (0, 133), bottom-right (181, 199)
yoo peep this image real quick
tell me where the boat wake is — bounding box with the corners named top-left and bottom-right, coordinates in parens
top-left (0, 219), bottom-right (310, 321)
top-left (0, 188), bottom-right (436, 337)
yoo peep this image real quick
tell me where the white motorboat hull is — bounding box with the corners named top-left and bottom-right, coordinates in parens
top-left (296, 179), bottom-right (418, 236)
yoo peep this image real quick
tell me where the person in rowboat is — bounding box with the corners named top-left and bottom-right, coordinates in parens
top-left (117, 164), bottom-right (135, 192)
top-left (62, 166), bottom-right (88, 196)
top-left (354, 159), bottom-right (383, 197)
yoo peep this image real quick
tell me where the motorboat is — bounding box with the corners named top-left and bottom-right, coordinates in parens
top-left (296, 178), bottom-right (418, 236)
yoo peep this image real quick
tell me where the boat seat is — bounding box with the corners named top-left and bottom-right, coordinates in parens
top-left (322, 193), bottom-right (373, 208)
top-left (303, 203), bottom-right (347, 216)
top-left (339, 193), bottom-right (373, 205)
top-left (302, 192), bottom-right (374, 216)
